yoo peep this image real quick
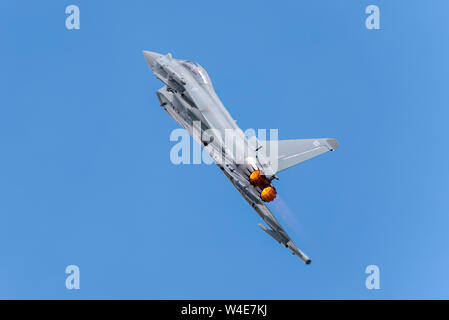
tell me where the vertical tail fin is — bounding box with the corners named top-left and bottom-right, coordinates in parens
top-left (261, 138), bottom-right (339, 173)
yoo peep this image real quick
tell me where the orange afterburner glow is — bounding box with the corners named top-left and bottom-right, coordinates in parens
top-left (261, 186), bottom-right (277, 202)
top-left (249, 170), bottom-right (268, 188)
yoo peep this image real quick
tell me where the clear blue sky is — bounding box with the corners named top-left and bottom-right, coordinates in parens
top-left (1, 0), bottom-right (448, 299)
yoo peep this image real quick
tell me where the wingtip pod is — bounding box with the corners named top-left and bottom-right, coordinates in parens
top-left (286, 240), bottom-right (311, 265)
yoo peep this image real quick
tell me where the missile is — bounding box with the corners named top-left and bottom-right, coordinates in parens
top-left (258, 223), bottom-right (285, 244)
top-left (258, 223), bottom-right (311, 264)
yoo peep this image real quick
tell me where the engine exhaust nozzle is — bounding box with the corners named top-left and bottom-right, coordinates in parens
top-left (261, 186), bottom-right (277, 202)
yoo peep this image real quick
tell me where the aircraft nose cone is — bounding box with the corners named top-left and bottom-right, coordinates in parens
top-left (142, 50), bottom-right (163, 68)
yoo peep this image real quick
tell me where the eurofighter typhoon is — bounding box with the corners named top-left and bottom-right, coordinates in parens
top-left (143, 51), bottom-right (339, 264)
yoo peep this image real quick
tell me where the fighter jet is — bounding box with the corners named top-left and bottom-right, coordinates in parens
top-left (143, 51), bottom-right (339, 264)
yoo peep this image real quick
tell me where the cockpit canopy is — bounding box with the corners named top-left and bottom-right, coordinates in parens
top-left (180, 60), bottom-right (211, 85)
